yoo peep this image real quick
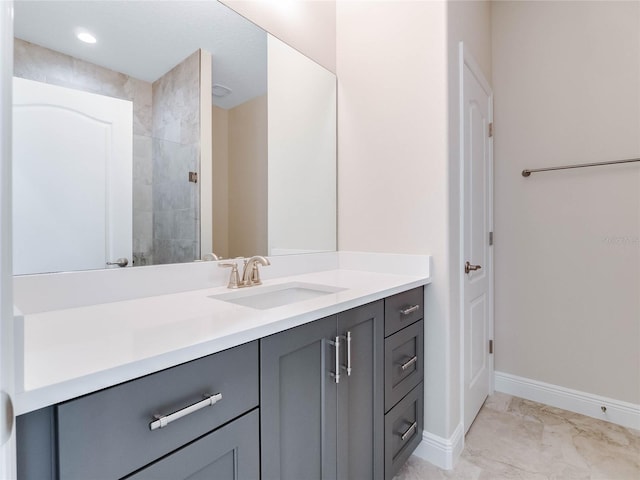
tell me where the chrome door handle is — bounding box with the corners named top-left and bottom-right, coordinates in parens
top-left (399, 305), bottom-right (420, 316)
top-left (150, 392), bottom-right (222, 431)
top-left (346, 331), bottom-right (352, 376)
top-left (400, 355), bottom-right (418, 371)
top-left (106, 257), bottom-right (128, 267)
top-left (330, 336), bottom-right (341, 384)
top-left (465, 261), bottom-right (482, 274)
top-left (337, 333), bottom-right (353, 377)
top-left (400, 421), bottom-right (418, 441)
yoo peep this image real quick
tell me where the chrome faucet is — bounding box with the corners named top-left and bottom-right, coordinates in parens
top-left (219, 256), bottom-right (270, 289)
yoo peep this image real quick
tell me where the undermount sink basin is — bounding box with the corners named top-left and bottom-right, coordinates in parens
top-left (209, 282), bottom-right (346, 310)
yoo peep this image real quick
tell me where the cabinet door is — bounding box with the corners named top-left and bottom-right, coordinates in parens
top-left (337, 301), bottom-right (384, 480)
top-left (260, 315), bottom-right (338, 480)
top-left (126, 409), bottom-right (259, 480)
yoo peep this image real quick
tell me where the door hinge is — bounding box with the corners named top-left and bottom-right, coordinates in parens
top-left (488, 122), bottom-right (493, 138)
top-left (188, 171), bottom-right (198, 183)
top-left (489, 340), bottom-right (494, 354)
top-left (489, 231), bottom-right (494, 246)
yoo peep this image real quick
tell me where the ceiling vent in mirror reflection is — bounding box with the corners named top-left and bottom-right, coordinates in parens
top-left (212, 84), bottom-right (232, 97)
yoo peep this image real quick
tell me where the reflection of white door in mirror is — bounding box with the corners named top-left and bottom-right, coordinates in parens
top-left (12, 77), bottom-right (132, 275)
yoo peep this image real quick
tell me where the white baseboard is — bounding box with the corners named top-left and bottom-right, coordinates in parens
top-left (412, 422), bottom-right (464, 470)
top-left (494, 371), bottom-right (640, 431)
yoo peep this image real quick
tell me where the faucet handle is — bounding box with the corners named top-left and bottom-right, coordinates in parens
top-left (250, 263), bottom-right (262, 285)
top-left (219, 262), bottom-right (241, 289)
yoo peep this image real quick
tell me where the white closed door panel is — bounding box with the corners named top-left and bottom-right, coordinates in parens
top-left (13, 77), bottom-right (132, 274)
top-left (462, 57), bottom-right (493, 433)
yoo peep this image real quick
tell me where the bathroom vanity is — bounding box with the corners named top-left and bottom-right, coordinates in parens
top-left (14, 262), bottom-right (427, 480)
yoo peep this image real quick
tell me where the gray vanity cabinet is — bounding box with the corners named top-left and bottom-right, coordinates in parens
top-left (17, 287), bottom-right (425, 480)
top-left (260, 301), bottom-right (384, 480)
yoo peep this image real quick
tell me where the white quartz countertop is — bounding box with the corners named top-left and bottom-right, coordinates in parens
top-left (15, 266), bottom-right (430, 415)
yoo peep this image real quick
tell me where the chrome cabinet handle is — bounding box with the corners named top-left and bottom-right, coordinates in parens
top-left (106, 258), bottom-right (128, 267)
top-left (346, 331), bottom-right (352, 376)
top-left (149, 392), bottom-right (222, 431)
top-left (400, 421), bottom-right (418, 441)
top-left (400, 355), bottom-right (418, 371)
top-left (400, 305), bottom-right (420, 316)
top-left (330, 336), bottom-right (341, 384)
top-left (465, 261), bottom-right (482, 274)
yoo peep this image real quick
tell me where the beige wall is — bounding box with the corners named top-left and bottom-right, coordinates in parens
top-left (493, 1), bottom-right (640, 404)
top-left (221, 0), bottom-right (336, 73)
top-left (228, 95), bottom-right (268, 258)
top-left (212, 105), bottom-right (230, 259)
top-left (337, 1), bottom-right (447, 256)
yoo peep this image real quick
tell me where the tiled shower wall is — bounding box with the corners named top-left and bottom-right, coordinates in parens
top-left (151, 50), bottom-right (201, 265)
top-left (14, 39), bottom-right (155, 266)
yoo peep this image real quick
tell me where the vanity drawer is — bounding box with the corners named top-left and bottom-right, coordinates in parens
top-left (384, 287), bottom-right (423, 337)
top-left (57, 341), bottom-right (259, 480)
top-left (384, 383), bottom-right (424, 480)
top-left (384, 319), bottom-right (424, 412)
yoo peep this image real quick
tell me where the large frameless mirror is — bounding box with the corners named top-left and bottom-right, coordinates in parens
top-left (12, 0), bottom-right (336, 275)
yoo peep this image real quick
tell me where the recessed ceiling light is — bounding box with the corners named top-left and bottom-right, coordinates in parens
top-left (76, 31), bottom-right (97, 44)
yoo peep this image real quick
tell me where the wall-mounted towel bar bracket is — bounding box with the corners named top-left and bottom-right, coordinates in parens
top-left (522, 157), bottom-right (640, 177)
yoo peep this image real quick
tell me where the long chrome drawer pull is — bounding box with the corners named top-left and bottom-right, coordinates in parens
top-left (150, 392), bottom-right (222, 431)
top-left (346, 331), bottom-right (352, 376)
top-left (400, 355), bottom-right (418, 371)
top-left (400, 421), bottom-right (418, 441)
top-left (399, 305), bottom-right (420, 316)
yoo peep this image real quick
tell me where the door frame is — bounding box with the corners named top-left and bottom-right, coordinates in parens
top-left (458, 41), bottom-right (494, 434)
top-left (0, 1), bottom-right (16, 478)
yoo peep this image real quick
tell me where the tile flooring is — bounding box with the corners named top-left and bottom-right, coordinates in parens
top-left (394, 393), bottom-right (640, 479)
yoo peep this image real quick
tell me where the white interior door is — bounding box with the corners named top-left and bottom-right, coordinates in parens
top-left (461, 46), bottom-right (493, 433)
top-left (12, 77), bottom-right (132, 274)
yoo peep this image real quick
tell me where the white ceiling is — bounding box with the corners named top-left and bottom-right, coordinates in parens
top-left (13, 0), bottom-right (268, 109)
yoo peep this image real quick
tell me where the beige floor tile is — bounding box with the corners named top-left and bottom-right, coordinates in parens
top-left (394, 393), bottom-right (640, 480)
